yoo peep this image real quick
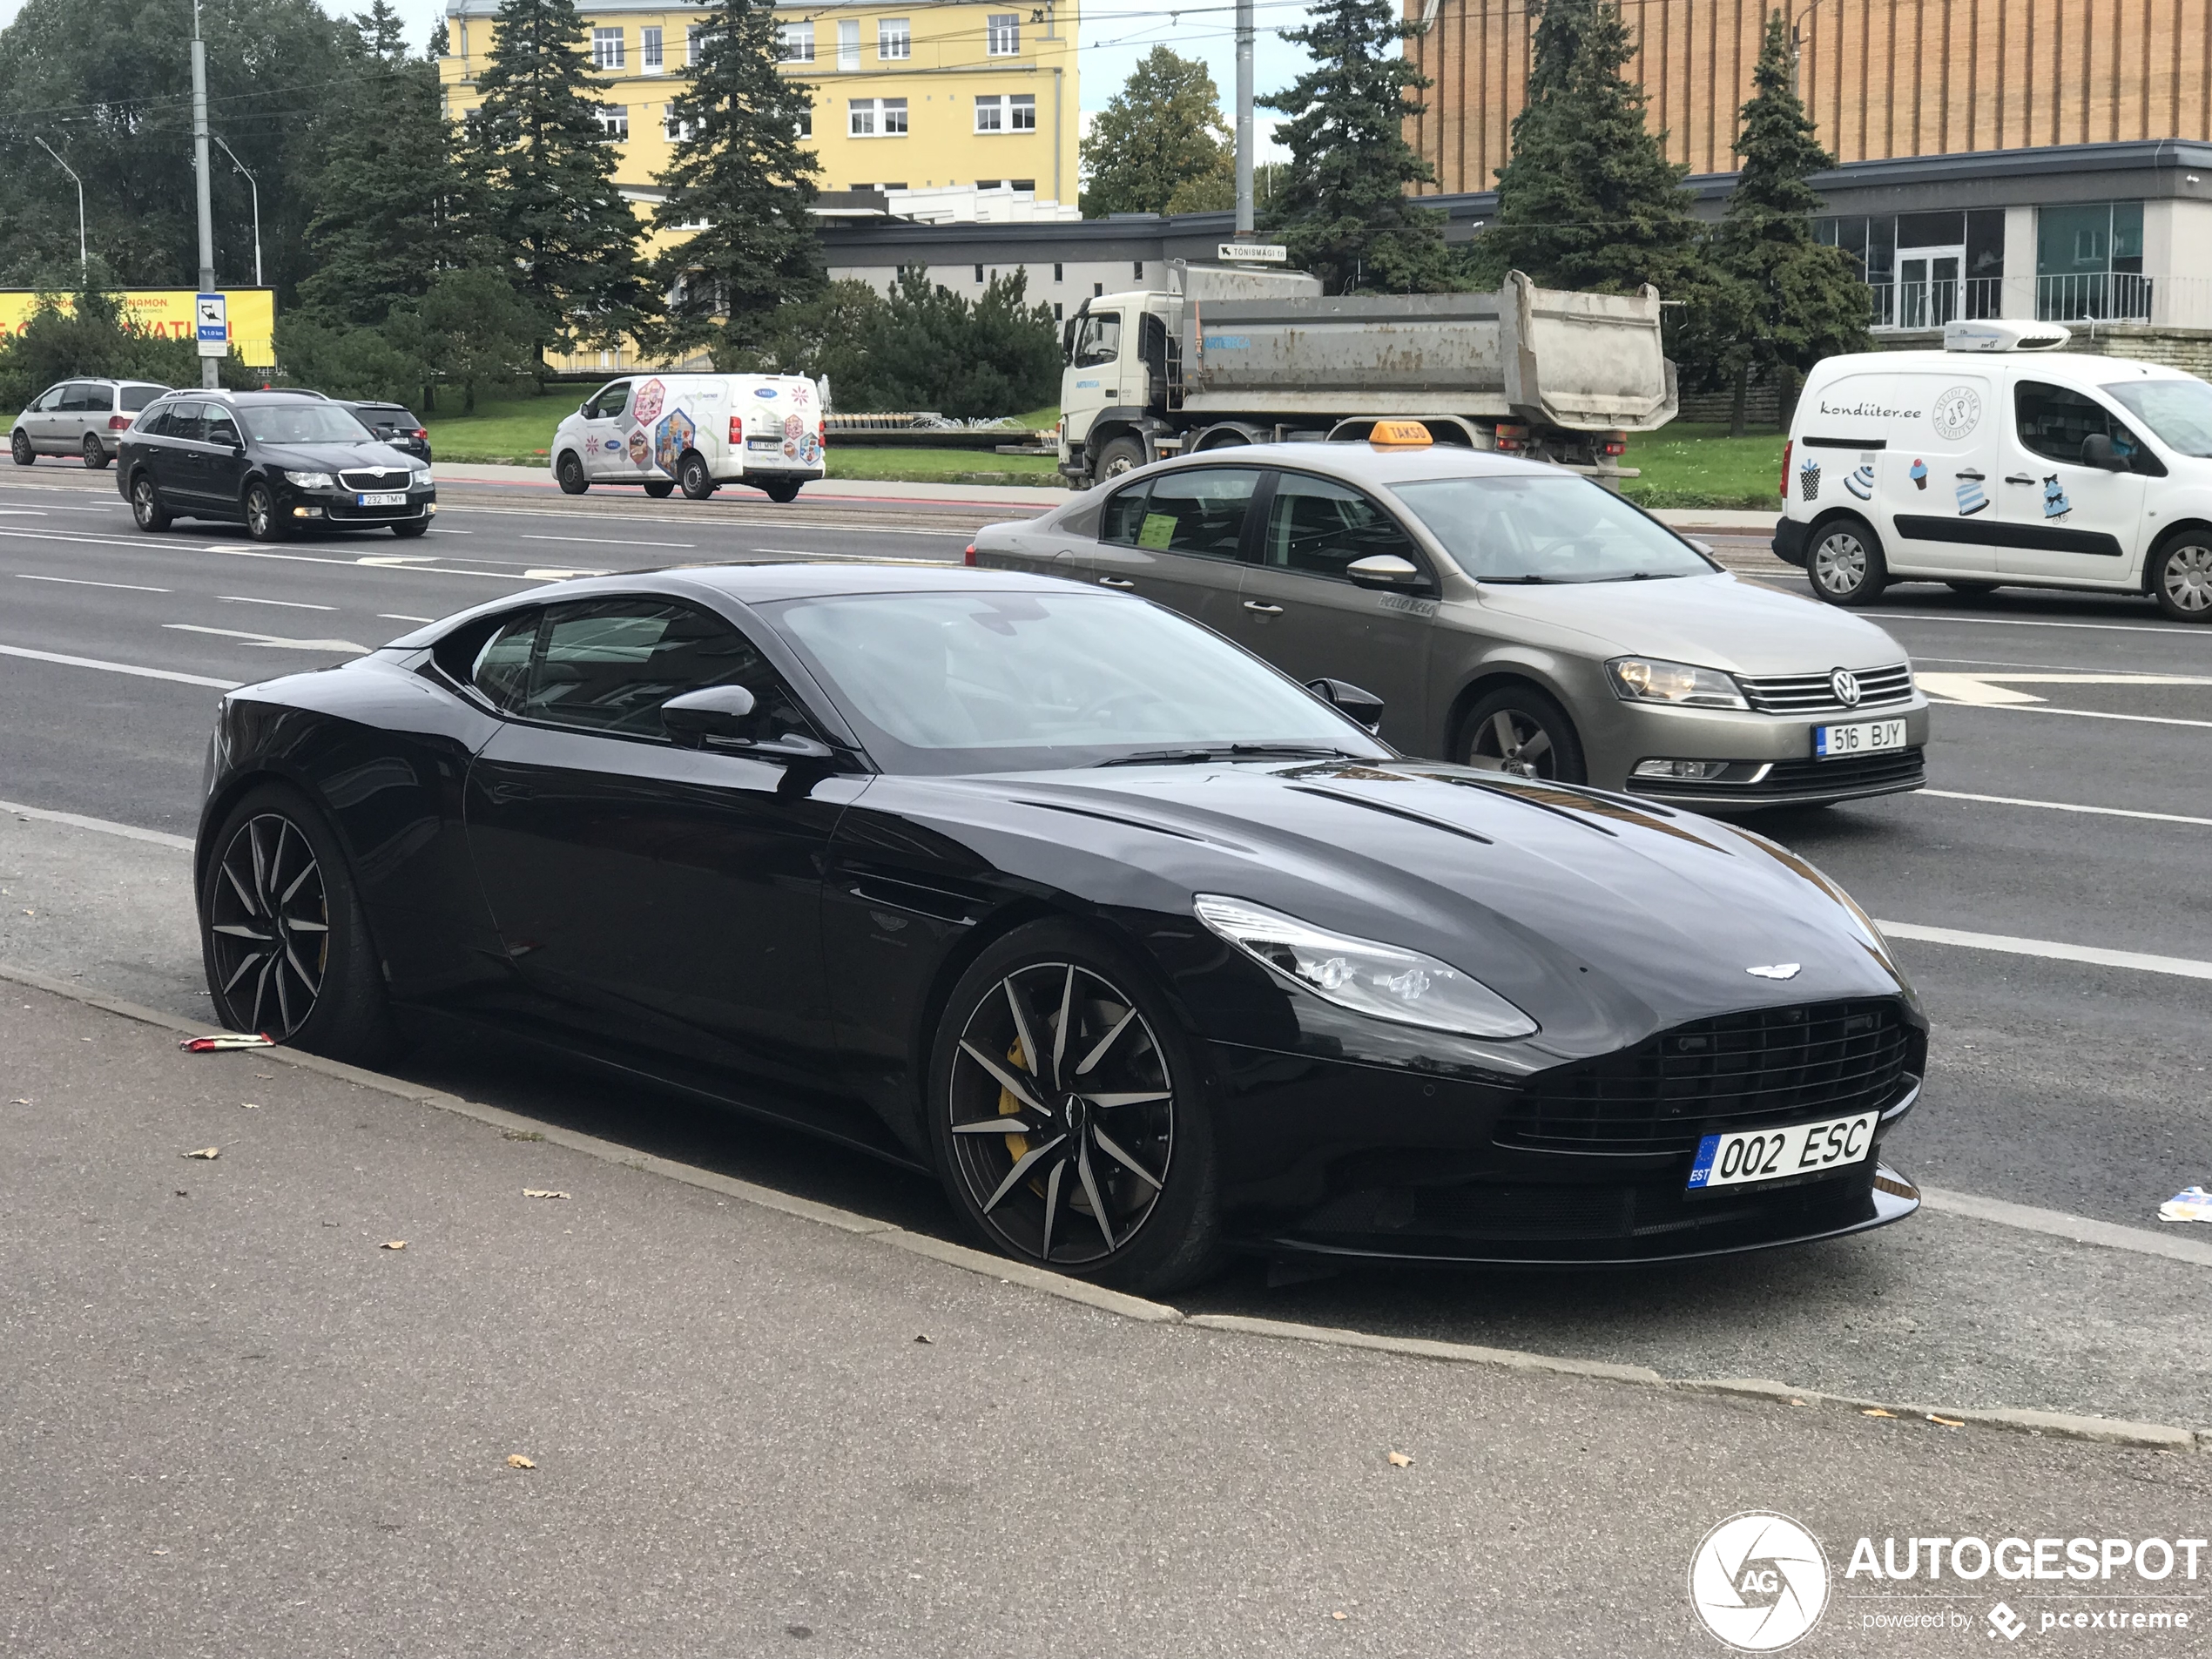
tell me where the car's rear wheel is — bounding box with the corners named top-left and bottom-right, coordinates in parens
top-left (678, 450), bottom-right (716, 500)
top-left (2150, 531), bottom-right (2212, 623)
top-left (243, 482), bottom-right (286, 542)
top-left (10, 428), bottom-right (32, 466)
top-left (1809, 516), bottom-right (1887, 606)
top-left (930, 921), bottom-right (1221, 1294)
top-left (764, 479), bottom-right (801, 503)
top-left (643, 479), bottom-right (675, 498)
top-left (1094, 435), bottom-right (1146, 481)
top-left (556, 452), bottom-right (588, 495)
top-left (128, 473), bottom-right (170, 531)
top-left (81, 433), bottom-right (108, 470)
top-left (200, 785), bottom-right (395, 1064)
top-left (1460, 685), bottom-right (1588, 784)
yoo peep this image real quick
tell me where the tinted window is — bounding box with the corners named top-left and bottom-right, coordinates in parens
top-left (1100, 481), bottom-right (1150, 546)
top-left (1261, 474), bottom-right (1425, 580)
top-left (1129, 468), bottom-right (1258, 559)
top-left (236, 404), bottom-right (374, 445)
top-left (59, 382), bottom-right (101, 412)
top-left (585, 381), bottom-right (632, 421)
top-left (163, 402), bottom-right (207, 444)
top-left (205, 411), bottom-right (242, 448)
top-left (1392, 475), bottom-right (1714, 583)
top-left (120, 385), bottom-right (165, 412)
top-left (521, 598), bottom-right (808, 740)
top-left (2016, 381), bottom-right (2146, 467)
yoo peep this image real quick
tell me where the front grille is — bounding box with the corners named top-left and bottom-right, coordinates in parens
top-left (1760, 749), bottom-right (1925, 792)
top-left (1737, 662), bottom-right (1913, 715)
top-left (339, 467), bottom-right (414, 492)
top-left (1499, 999), bottom-right (1914, 1154)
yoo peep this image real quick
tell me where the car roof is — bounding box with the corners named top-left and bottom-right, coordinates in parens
top-left (1804, 349), bottom-right (2197, 385)
top-left (1123, 441), bottom-right (1567, 490)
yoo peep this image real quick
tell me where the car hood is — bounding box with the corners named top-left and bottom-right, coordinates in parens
top-left (1467, 572), bottom-right (1908, 675)
top-left (887, 758), bottom-right (1918, 1074)
top-left (255, 442), bottom-right (421, 473)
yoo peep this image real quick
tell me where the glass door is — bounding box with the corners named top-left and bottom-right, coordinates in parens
top-left (1897, 246), bottom-right (1965, 330)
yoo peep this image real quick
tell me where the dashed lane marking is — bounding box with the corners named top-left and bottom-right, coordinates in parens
top-left (520, 533), bottom-right (692, 549)
top-left (162, 624), bottom-right (369, 653)
top-left (1923, 789), bottom-right (2212, 828)
top-left (218, 595), bottom-right (336, 611)
top-left (378, 613), bottom-right (434, 624)
top-left (1878, 921), bottom-right (2212, 981)
top-left (16, 573), bottom-right (169, 592)
top-left (0, 642), bottom-right (238, 689)
top-left (1882, 612), bottom-right (2210, 638)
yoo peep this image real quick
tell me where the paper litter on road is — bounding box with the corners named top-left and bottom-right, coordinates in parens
top-left (522, 1189), bottom-right (570, 1200)
top-left (1386, 1451), bottom-right (1413, 1467)
top-left (380, 1240), bottom-right (407, 1251)
top-left (179, 1033), bottom-right (273, 1052)
top-left (180, 1146), bottom-right (220, 1160)
top-left (2159, 1186), bottom-right (2212, 1223)
top-left (505, 1454), bottom-right (536, 1470)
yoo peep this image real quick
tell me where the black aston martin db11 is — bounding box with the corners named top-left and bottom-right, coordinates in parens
top-left (196, 563), bottom-right (1925, 1291)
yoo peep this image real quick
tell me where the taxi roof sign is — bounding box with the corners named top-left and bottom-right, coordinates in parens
top-left (1369, 420), bottom-right (1433, 448)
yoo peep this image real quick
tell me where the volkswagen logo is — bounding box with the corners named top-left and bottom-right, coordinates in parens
top-left (1830, 668), bottom-right (1861, 707)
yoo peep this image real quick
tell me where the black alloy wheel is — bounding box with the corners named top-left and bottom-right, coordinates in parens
top-left (1095, 435), bottom-right (1146, 481)
top-left (1460, 685), bottom-right (1587, 784)
top-left (243, 482), bottom-right (287, 542)
top-left (643, 479), bottom-right (675, 498)
top-left (390, 519), bottom-right (429, 538)
top-left (129, 474), bottom-right (171, 531)
top-left (932, 922), bottom-right (1218, 1292)
top-left (764, 479), bottom-right (801, 503)
top-left (81, 432), bottom-right (108, 470)
top-left (10, 428), bottom-right (31, 466)
top-left (200, 786), bottom-right (395, 1062)
top-left (678, 451), bottom-right (716, 500)
top-left (556, 451), bottom-right (589, 495)
top-left (2150, 532), bottom-right (2212, 623)
top-left (1808, 516), bottom-right (1888, 607)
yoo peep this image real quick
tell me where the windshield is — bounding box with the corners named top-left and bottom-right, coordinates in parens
top-left (1391, 474), bottom-right (1716, 583)
top-left (237, 404), bottom-right (376, 446)
top-left (766, 590), bottom-right (1388, 775)
top-left (2104, 380), bottom-right (2212, 457)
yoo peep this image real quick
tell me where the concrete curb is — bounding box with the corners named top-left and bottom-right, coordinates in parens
top-left (6, 956), bottom-right (2205, 1456)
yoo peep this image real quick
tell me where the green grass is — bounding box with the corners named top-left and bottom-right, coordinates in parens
top-left (422, 394), bottom-right (566, 464)
top-left (1618, 421), bottom-right (1788, 511)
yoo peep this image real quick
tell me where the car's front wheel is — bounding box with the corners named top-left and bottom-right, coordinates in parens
top-left (128, 473), bottom-right (171, 531)
top-left (243, 481), bottom-right (286, 542)
top-left (556, 452), bottom-right (588, 495)
top-left (81, 433), bottom-right (109, 470)
top-left (10, 428), bottom-right (32, 467)
top-left (389, 519), bottom-right (429, 538)
top-left (678, 450), bottom-right (716, 500)
top-left (1460, 685), bottom-right (1588, 784)
top-left (930, 921), bottom-right (1220, 1294)
top-left (1809, 516), bottom-right (1888, 606)
top-left (200, 785), bottom-right (395, 1063)
top-left (2150, 531), bottom-right (2212, 623)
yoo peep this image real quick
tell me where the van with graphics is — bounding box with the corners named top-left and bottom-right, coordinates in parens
top-left (1775, 320), bottom-right (2212, 623)
top-left (551, 373), bottom-right (826, 503)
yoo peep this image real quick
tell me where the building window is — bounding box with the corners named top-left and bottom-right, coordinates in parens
top-left (688, 24), bottom-right (706, 64)
top-left (796, 106), bottom-right (811, 138)
top-left (1012, 178), bottom-right (1035, 191)
top-left (777, 21), bottom-right (812, 62)
top-left (1053, 263), bottom-right (1062, 282)
top-left (1093, 282), bottom-right (1103, 297)
top-left (2037, 201), bottom-right (2148, 321)
top-left (1053, 301), bottom-right (1063, 320)
top-left (881, 181), bottom-right (906, 190)
top-left (640, 26), bottom-right (662, 71)
top-left (839, 18), bottom-right (860, 71)
top-left (1134, 261), bottom-right (1144, 280)
top-left (664, 105), bottom-right (694, 142)
top-left (591, 26), bottom-right (624, 69)
top-left (974, 94), bottom-right (1035, 133)
top-left (878, 17), bottom-right (910, 58)
top-left (596, 105), bottom-right (629, 140)
top-left (974, 264), bottom-right (985, 282)
top-left (849, 98), bottom-right (906, 137)
top-left (987, 12), bottom-right (1020, 54)
top-left (976, 179), bottom-right (1003, 189)
top-left (1817, 209), bottom-right (2004, 330)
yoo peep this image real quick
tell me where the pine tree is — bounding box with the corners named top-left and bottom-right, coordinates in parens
top-left (1079, 49), bottom-right (1231, 219)
top-left (1260, 0), bottom-right (1453, 293)
top-left (651, 0), bottom-right (821, 357)
top-left (464, 0), bottom-right (653, 354)
top-left (299, 3), bottom-right (478, 327)
top-left (1709, 10), bottom-right (1871, 433)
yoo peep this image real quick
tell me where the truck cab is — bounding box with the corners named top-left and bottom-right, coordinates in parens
top-left (1060, 292), bottom-right (1178, 482)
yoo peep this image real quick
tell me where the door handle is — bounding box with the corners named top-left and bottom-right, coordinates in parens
top-left (1243, 600), bottom-right (1284, 615)
top-left (2005, 474), bottom-right (2034, 485)
top-left (1954, 469), bottom-right (1985, 481)
top-left (1097, 575), bottom-right (1134, 589)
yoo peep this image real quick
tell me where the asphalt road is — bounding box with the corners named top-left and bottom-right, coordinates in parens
top-left (6, 461), bottom-right (2212, 1427)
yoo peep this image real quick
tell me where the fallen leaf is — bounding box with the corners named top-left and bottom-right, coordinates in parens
top-left (380, 1240), bottom-right (407, 1251)
top-left (504, 1453), bottom-right (536, 1470)
top-left (1861, 1408), bottom-right (1898, 1419)
top-left (173, 1190), bottom-right (188, 1197)
top-left (181, 1146), bottom-right (220, 1160)
top-left (914, 1334), bottom-right (934, 1345)
top-left (1331, 1611), bottom-right (1348, 1621)
top-left (1928, 1413), bottom-right (1965, 1428)
top-left (1386, 1451), bottom-right (1413, 1467)
top-left (522, 1189), bottom-right (570, 1200)
top-left (10, 1098), bottom-right (28, 1105)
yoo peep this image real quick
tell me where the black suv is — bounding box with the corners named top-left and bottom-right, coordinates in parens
top-left (340, 400), bottom-right (432, 462)
top-left (118, 390), bottom-right (435, 541)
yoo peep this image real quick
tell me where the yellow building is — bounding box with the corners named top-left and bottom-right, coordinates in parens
top-left (438, 0), bottom-right (1081, 246)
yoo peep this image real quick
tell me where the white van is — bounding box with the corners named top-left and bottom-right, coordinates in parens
top-left (551, 373), bottom-right (826, 503)
top-left (1776, 320), bottom-right (2212, 623)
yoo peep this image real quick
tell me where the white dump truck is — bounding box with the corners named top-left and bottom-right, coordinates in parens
top-left (1056, 263), bottom-right (1678, 488)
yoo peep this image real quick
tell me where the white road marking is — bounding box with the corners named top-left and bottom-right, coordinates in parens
top-left (521, 532), bottom-right (692, 550)
top-left (1882, 612), bottom-right (2208, 638)
top-left (218, 595), bottom-right (337, 611)
top-left (0, 526), bottom-right (171, 551)
top-left (1916, 699), bottom-right (2212, 731)
top-left (378, 613), bottom-right (434, 624)
top-left (720, 549), bottom-right (947, 566)
top-left (0, 642), bottom-right (239, 689)
top-left (1878, 921), bottom-right (2212, 981)
top-left (0, 508), bottom-right (48, 516)
top-left (0, 797), bottom-right (193, 851)
top-left (16, 573), bottom-right (170, 593)
top-left (1923, 789), bottom-right (2212, 827)
top-left (163, 624), bottom-right (369, 653)
top-left (523, 567), bottom-right (609, 580)
top-left (356, 555), bottom-right (441, 566)
top-left (428, 528), bottom-right (471, 534)
top-left (1918, 670), bottom-right (2212, 706)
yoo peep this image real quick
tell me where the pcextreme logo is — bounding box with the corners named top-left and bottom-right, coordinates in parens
top-left (1689, 1513), bottom-right (1831, 1651)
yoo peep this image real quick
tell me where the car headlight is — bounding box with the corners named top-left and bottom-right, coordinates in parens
top-left (1194, 894), bottom-right (1538, 1039)
top-left (1607, 656), bottom-right (1748, 710)
top-left (412, 468), bottom-right (433, 488)
top-left (284, 469), bottom-right (335, 489)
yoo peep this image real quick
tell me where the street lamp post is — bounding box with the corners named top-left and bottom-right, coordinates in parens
top-left (31, 137), bottom-right (85, 284)
top-left (211, 135), bottom-right (261, 288)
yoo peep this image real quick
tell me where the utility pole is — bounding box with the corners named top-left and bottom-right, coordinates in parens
top-left (192, 0), bottom-right (219, 388)
top-left (212, 135), bottom-right (260, 288)
top-left (1232, 0), bottom-right (1253, 239)
top-left (31, 138), bottom-right (85, 284)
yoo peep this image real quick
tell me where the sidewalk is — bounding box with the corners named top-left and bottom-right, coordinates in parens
top-left (4, 976), bottom-right (2206, 1659)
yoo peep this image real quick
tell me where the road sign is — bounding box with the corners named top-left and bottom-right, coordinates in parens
top-left (195, 291), bottom-right (227, 357)
top-left (1217, 243), bottom-right (1288, 263)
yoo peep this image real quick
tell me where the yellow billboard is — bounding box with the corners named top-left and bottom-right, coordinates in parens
top-left (0, 289), bottom-right (277, 368)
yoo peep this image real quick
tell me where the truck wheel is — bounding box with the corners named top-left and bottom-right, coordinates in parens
top-left (1808, 516), bottom-right (1888, 607)
top-left (1095, 435), bottom-right (1147, 480)
top-left (556, 452), bottom-right (588, 495)
top-left (678, 451), bottom-right (716, 500)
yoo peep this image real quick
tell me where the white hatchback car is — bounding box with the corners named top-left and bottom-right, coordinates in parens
top-left (1776, 319), bottom-right (2212, 622)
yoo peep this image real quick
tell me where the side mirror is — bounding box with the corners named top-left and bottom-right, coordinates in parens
top-left (579, 401), bottom-right (592, 417)
top-left (2081, 432), bottom-right (2129, 472)
top-left (1306, 677), bottom-right (1386, 732)
top-left (661, 685), bottom-right (757, 745)
top-left (1345, 553), bottom-right (1426, 591)
top-left (1686, 537), bottom-right (1716, 558)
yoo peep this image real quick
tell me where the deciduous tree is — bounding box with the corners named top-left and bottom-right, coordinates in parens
top-left (1079, 48), bottom-right (1231, 219)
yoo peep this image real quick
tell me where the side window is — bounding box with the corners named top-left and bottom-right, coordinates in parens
top-left (587, 381), bottom-right (632, 421)
top-left (2016, 381), bottom-right (2145, 468)
top-left (470, 610), bottom-right (541, 711)
top-left (1100, 481), bottom-right (1150, 546)
top-left (135, 406), bottom-right (172, 437)
top-left (522, 598), bottom-right (813, 741)
top-left (1074, 312), bottom-right (1122, 368)
top-left (31, 385), bottom-right (65, 412)
top-left (165, 402), bottom-right (206, 444)
top-left (205, 411), bottom-right (241, 448)
top-left (1131, 468), bottom-right (1259, 559)
top-left (60, 382), bottom-right (99, 412)
top-left (1262, 473), bottom-right (1426, 580)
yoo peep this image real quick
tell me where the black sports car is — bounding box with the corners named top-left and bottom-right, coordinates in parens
top-left (195, 563), bottom-right (1925, 1291)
